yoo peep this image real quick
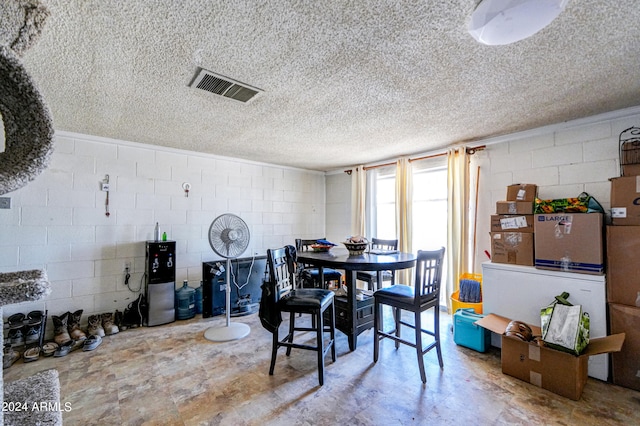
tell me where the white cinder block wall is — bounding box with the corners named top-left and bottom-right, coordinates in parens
top-left (325, 173), bottom-right (352, 245)
top-left (0, 131), bottom-right (326, 332)
top-left (322, 107), bottom-right (640, 276)
top-left (473, 108), bottom-right (640, 271)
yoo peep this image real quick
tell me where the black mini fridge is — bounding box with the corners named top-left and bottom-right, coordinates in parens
top-left (145, 241), bottom-right (176, 326)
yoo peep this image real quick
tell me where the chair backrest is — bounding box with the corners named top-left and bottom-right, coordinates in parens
top-left (295, 238), bottom-right (323, 276)
top-left (295, 238), bottom-right (326, 252)
top-left (371, 238), bottom-right (398, 251)
top-left (267, 246), bottom-right (296, 302)
top-left (414, 247), bottom-right (445, 304)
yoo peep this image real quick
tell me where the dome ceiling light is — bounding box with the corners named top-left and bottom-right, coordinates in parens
top-left (468, 0), bottom-right (569, 45)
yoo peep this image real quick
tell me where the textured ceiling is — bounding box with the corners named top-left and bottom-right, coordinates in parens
top-left (17, 0), bottom-right (640, 171)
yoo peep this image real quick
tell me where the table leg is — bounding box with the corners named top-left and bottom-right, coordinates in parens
top-left (346, 270), bottom-right (357, 351)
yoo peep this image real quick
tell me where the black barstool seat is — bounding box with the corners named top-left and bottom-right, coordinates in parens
top-left (373, 247), bottom-right (445, 384)
top-left (261, 246), bottom-right (336, 386)
top-left (281, 289), bottom-right (334, 310)
top-left (356, 238), bottom-right (398, 291)
top-left (296, 238), bottom-right (343, 288)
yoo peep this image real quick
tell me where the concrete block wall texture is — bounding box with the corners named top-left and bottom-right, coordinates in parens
top-left (321, 107), bottom-right (640, 275)
top-left (325, 172), bottom-right (352, 245)
top-left (0, 131), bottom-right (326, 330)
top-left (473, 109), bottom-right (640, 272)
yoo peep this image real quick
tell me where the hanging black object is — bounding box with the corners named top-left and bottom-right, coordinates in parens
top-left (619, 126), bottom-right (640, 176)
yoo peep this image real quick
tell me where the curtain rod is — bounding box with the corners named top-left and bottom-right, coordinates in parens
top-left (344, 145), bottom-right (485, 175)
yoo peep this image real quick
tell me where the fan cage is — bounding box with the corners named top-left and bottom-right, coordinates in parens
top-left (208, 214), bottom-right (250, 259)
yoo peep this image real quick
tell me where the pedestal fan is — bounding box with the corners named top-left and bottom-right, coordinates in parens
top-left (204, 213), bottom-right (251, 341)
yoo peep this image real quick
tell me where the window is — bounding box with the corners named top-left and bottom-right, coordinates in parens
top-left (367, 161), bottom-right (448, 249)
top-left (412, 166), bottom-right (447, 252)
top-left (366, 159), bottom-right (449, 304)
top-left (374, 172), bottom-right (396, 239)
top-left (413, 165), bottom-right (448, 304)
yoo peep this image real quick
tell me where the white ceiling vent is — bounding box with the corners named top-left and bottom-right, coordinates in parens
top-left (189, 69), bottom-right (262, 103)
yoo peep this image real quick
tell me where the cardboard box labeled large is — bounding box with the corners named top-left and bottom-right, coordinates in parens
top-left (506, 184), bottom-right (538, 202)
top-left (609, 303), bottom-right (640, 392)
top-left (496, 201), bottom-right (534, 215)
top-left (476, 314), bottom-right (625, 400)
top-left (491, 214), bottom-right (534, 233)
top-left (606, 226), bottom-right (640, 305)
top-left (610, 176), bottom-right (640, 225)
top-left (534, 213), bottom-right (604, 275)
top-left (490, 232), bottom-right (534, 266)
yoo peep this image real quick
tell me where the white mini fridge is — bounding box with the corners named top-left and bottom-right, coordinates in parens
top-left (482, 261), bottom-right (608, 381)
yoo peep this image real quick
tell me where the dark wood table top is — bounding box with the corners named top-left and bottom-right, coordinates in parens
top-left (297, 249), bottom-right (416, 271)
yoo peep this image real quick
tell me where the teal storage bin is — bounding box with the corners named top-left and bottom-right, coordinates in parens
top-left (453, 308), bottom-right (490, 352)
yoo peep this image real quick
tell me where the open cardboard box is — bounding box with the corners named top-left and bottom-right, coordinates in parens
top-left (476, 314), bottom-right (625, 400)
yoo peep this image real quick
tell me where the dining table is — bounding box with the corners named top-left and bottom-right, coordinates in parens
top-left (296, 249), bottom-right (417, 351)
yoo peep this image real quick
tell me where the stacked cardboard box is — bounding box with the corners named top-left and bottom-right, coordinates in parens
top-left (490, 184), bottom-right (536, 266)
top-left (607, 176), bottom-right (640, 390)
top-left (485, 184), bottom-right (626, 399)
top-left (610, 175), bottom-right (640, 225)
top-left (534, 212), bottom-right (604, 275)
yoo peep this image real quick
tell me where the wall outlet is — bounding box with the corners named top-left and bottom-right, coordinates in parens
top-left (0, 197), bottom-right (10, 209)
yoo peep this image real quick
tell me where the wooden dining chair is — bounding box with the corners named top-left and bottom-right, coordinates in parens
top-left (263, 246), bottom-right (336, 386)
top-left (295, 238), bottom-right (343, 289)
top-left (373, 247), bottom-right (445, 383)
top-left (356, 238), bottom-right (398, 291)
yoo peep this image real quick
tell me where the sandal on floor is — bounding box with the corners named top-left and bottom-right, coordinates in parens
top-left (82, 335), bottom-right (102, 351)
top-left (3, 345), bottom-right (20, 369)
top-left (53, 340), bottom-right (74, 357)
top-left (42, 342), bottom-right (58, 357)
top-left (23, 346), bottom-right (40, 363)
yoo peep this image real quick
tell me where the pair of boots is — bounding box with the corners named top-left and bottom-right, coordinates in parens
top-left (87, 312), bottom-right (119, 338)
top-left (52, 310), bottom-right (86, 346)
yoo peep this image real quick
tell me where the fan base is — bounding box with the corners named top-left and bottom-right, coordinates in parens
top-left (204, 322), bottom-right (250, 342)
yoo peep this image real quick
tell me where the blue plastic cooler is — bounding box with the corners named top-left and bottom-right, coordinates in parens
top-left (453, 308), bottom-right (491, 352)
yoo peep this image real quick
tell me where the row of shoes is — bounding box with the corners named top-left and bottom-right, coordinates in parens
top-left (2, 309), bottom-right (121, 368)
top-left (4, 311), bottom-right (47, 368)
top-left (53, 310), bottom-right (120, 344)
top-left (2, 333), bottom-right (104, 369)
top-left (51, 310), bottom-right (119, 358)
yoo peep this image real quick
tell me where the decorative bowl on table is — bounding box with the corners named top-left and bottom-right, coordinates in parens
top-left (343, 241), bottom-right (368, 256)
top-left (311, 244), bottom-right (333, 252)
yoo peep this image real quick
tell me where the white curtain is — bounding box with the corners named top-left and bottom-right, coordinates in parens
top-left (396, 157), bottom-right (413, 284)
top-left (446, 147), bottom-right (471, 312)
top-left (350, 166), bottom-right (366, 237)
top-left (365, 168), bottom-right (378, 239)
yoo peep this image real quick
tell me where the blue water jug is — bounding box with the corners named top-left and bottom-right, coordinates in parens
top-left (175, 280), bottom-right (196, 320)
top-left (195, 281), bottom-right (203, 314)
